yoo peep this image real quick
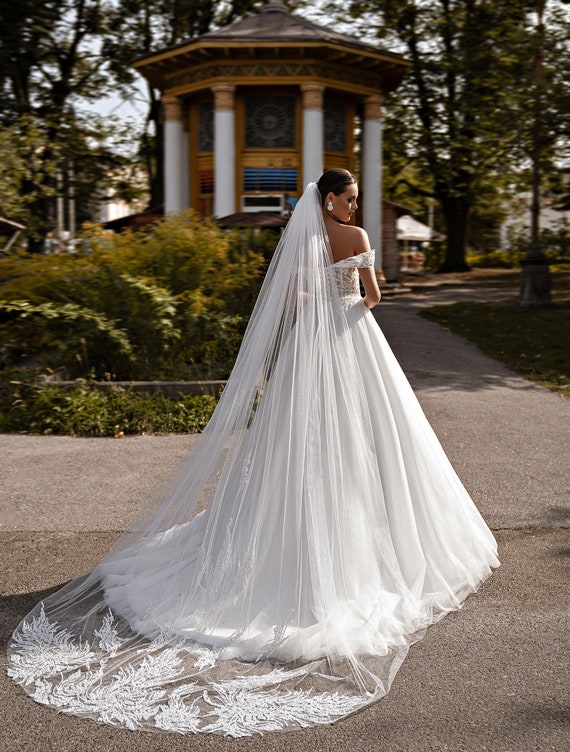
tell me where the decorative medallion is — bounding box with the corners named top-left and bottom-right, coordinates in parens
top-left (245, 96), bottom-right (296, 149)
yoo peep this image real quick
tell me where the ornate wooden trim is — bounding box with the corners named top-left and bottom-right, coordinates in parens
top-left (165, 61), bottom-right (382, 96)
top-left (364, 94), bottom-right (384, 121)
top-left (211, 83), bottom-right (236, 110)
top-left (162, 95), bottom-right (183, 121)
top-left (301, 83), bottom-right (324, 109)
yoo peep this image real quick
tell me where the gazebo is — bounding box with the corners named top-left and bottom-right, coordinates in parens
top-left (134, 0), bottom-right (410, 275)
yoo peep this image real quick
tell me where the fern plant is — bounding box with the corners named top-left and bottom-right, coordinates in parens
top-left (0, 211), bottom-right (267, 380)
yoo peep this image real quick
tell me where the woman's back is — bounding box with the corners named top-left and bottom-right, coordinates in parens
top-left (324, 215), bottom-right (381, 309)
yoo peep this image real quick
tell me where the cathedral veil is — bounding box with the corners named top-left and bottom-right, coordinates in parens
top-left (7, 182), bottom-right (498, 736)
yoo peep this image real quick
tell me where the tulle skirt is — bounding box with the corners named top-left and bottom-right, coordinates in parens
top-left (7, 300), bottom-right (499, 737)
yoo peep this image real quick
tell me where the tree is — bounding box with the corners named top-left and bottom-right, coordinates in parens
top-left (0, 0), bottom-right (60, 115)
top-left (0, 117), bottom-right (57, 243)
top-left (0, 0), bottom-right (138, 249)
top-left (516, 0), bottom-right (570, 306)
top-left (347, 0), bottom-right (555, 272)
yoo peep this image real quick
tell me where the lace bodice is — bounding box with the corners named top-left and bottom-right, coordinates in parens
top-left (330, 249), bottom-right (375, 308)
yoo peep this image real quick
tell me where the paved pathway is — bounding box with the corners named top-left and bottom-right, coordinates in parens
top-left (1, 284), bottom-right (568, 752)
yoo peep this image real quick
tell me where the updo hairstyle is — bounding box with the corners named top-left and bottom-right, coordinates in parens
top-left (316, 168), bottom-right (357, 207)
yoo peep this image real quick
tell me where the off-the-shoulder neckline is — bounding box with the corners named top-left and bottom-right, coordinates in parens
top-left (331, 249), bottom-right (375, 266)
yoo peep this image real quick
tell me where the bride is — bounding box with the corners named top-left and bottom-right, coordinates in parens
top-left (7, 169), bottom-right (499, 737)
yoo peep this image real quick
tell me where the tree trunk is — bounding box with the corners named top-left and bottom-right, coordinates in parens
top-left (145, 85), bottom-right (163, 209)
top-left (438, 195), bottom-right (471, 272)
top-left (518, 0), bottom-right (551, 307)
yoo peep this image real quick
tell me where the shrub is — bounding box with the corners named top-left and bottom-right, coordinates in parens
top-left (0, 212), bottom-right (267, 381)
top-left (466, 249), bottom-right (523, 269)
top-left (0, 379), bottom-right (218, 436)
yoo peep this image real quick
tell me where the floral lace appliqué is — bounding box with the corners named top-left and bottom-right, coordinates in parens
top-left (94, 610), bottom-right (128, 656)
top-left (8, 605), bottom-right (95, 684)
top-left (330, 249), bottom-right (375, 310)
top-left (8, 606), bottom-right (369, 737)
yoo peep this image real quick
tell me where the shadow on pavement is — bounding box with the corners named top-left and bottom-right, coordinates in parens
top-left (1, 586), bottom-right (65, 650)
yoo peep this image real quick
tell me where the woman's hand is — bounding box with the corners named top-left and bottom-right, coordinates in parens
top-left (363, 291), bottom-right (381, 309)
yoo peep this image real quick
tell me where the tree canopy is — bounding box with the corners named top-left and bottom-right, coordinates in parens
top-left (348, 0), bottom-right (570, 270)
top-left (1, 0), bottom-right (568, 268)
top-left (0, 0), bottom-right (261, 248)
top-left (0, 0), bottom-right (140, 248)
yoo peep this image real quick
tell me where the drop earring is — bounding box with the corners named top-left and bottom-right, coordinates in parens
top-left (327, 200), bottom-right (333, 211)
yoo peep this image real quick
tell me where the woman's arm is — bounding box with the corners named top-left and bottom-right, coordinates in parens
top-left (352, 227), bottom-right (381, 309)
top-left (359, 267), bottom-right (382, 309)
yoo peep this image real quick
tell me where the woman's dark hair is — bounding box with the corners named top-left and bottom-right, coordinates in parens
top-left (316, 168), bottom-right (357, 206)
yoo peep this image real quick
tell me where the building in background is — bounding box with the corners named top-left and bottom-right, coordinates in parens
top-left (134, 0), bottom-right (409, 279)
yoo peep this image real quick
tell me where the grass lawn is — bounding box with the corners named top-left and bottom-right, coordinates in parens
top-left (403, 267), bottom-right (570, 291)
top-left (419, 269), bottom-right (569, 397)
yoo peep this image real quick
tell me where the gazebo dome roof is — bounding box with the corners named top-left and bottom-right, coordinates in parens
top-left (200, 1), bottom-right (390, 55)
top-left (135, 0), bottom-right (409, 95)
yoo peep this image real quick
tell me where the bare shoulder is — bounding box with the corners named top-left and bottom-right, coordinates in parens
top-left (326, 217), bottom-right (372, 262)
top-left (345, 224), bottom-right (371, 254)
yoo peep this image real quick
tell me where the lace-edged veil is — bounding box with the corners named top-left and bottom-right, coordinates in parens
top-left (105, 181), bottom-right (363, 559)
top-left (8, 182), bottom-right (406, 735)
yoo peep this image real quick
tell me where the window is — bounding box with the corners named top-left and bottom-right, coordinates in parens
top-left (198, 101), bottom-right (213, 153)
top-left (245, 96), bottom-right (296, 148)
top-left (243, 168), bottom-right (298, 192)
top-left (324, 99), bottom-right (346, 153)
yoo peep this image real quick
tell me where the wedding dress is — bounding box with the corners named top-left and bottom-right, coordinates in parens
top-left (7, 183), bottom-right (499, 737)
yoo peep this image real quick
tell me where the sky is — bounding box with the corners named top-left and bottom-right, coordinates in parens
top-left (81, 79), bottom-right (148, 123)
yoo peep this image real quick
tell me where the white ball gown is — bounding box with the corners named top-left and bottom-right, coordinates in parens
top-left (7, 183), bottom-right (499, 737)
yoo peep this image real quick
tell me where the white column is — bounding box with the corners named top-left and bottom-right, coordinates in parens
top-left (181, 111), bottom-right (190, 209)
top-left (163, 95), bottom-right (185, 214)
top-left (212, 84), bottom-right (236, 217)
top-left (362, 94), bottom-right (384, 277)
top-left (301, 84), bottom-right (324, 187)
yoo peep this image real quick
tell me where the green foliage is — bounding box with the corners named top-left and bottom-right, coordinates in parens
top-left (347, 0), bottom-right (570, 272)
top-left (0, 1), bottom-right (149, 247)
top-left (0, 126), bottom-right (44, 248)
top-left (0, 300), bottom-right (135, 357)
top-left (0, 110), bottom-right (146, 250)
top-left (0, 0), bottom-right (119, 115)
top-left (541, 223), bottom-right (570, 264)
top-left (422, 242), bottom-right (447, 272)
top-left (498, 219), bottom-right (570, 268)
top-left (0, 117), bottom-right (58, 244)
top-left (466, 250), bottom-right (522, 270)
top-left (0, 212), bottom-right (266, 380)
top-left (464, 218), bottom-right (570, 268)
top-left (0, 379), bottom-right (217, 436)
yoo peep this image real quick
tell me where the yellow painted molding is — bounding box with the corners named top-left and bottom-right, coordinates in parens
top-left (211, 83), bottom-right (236, 110)
top-left (364, 94), bottom-right (385, 121)
top-left (162, 94), bottom-right (183, 121)
top-left (301, 83), bottom-right (325, 109)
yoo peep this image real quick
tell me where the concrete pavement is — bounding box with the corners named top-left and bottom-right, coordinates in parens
top-left (1, 283), bottom-right (568, 752)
